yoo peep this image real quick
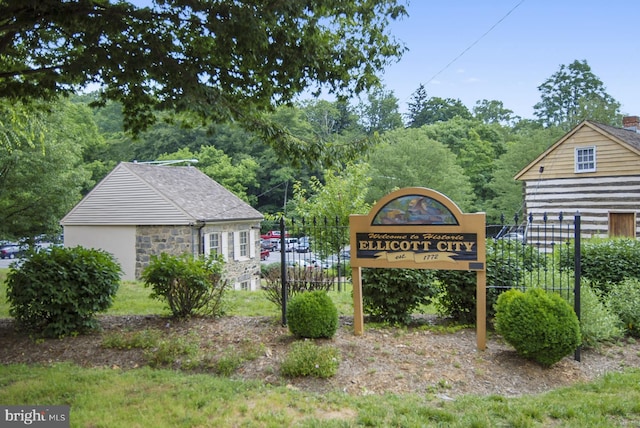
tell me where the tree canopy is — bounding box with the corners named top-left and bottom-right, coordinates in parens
top-left (0, 0), bottom-right (407, 165)
top-left (533, 59), bottom-right (621, 130)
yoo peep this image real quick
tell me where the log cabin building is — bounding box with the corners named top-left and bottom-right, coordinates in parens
top-left (515, 116), bottom-right (640, 239)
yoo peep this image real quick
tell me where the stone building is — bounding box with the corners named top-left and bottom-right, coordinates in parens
top-left (60, 162), bottom-right (263, 290)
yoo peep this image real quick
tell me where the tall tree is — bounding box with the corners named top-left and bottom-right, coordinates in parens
top-left (366, 127), bottom-right (473, 209)
top-left (406, 84), bottom-right (429, 127)
top-left (357, 87), bottom-right (404, 133)
top-left (486, 125), bottom-right (565, 222)
top-left (0, 99), bottom-right (94, 239)
top-left (0, 0), bottom-right (407, 165)
top-left (473, 99), bottom-right (518, 126)
top-left (534, 59), bottom-right (621, 130)
top-left (408, 96), bottom-right (472, 127)
top-left (289, 162), bottom-right (371, 256)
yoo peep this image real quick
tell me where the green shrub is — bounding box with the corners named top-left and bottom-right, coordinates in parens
top-left (560, 238), bottom-right (640, 292)
top-left (262, 264), bottom-right (335, 311)
top-left (141, 253), bottom-right (228, 318)
top-left (434, 239), bottom-right (533, 323)
top-left (362, 268), bottom-right (436, 325)
top-left (575, 281), bottom-right (623, 347)
top-left (280, 341), bottom-right (340, 378)
top-left (494, 288), bottom-right (581, 367)
top-left (607, 278), bottom-right (640, 337)
top-left (5, 246), bottom-right (122, 338)
top-left (286, 290), bottom-right (338, 339)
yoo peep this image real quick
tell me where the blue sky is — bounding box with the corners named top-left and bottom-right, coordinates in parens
top-left (380, 1), bottom-right (639, 120)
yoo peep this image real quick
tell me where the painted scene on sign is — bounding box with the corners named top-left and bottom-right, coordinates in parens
top-left (372, 195), bottom-right (458, 225)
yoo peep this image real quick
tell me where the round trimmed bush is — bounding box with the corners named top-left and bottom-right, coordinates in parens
top-left (286, 291), bottom-right (338, 339)
top-left (6, 246), bottom-right (122, 338)
top-left (494, 287), bottom-right (581, 367)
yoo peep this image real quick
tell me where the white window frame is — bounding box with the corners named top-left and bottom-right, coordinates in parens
top-left (240, 231), bottom-right (249, 257)
top-left (233, 229), bottom-right (256, 261)
top-left (205, 232), bottom-right (220, 257)
top-left (575, 146), bottom-right (596, 173)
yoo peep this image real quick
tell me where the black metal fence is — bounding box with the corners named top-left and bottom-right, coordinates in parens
top-left (263, 212), bottom-right (582, 359)
top-left (489, 212), bottom-right (582, 361)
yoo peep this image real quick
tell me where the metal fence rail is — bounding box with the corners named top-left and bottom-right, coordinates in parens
top-left (263, 212), bottom-right (582, 359)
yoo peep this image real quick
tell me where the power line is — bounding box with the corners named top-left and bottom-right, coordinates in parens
top-left (415, 1), bottom-right (526, 96)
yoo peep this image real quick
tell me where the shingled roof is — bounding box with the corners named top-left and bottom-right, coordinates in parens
top-left (590, 121), bottom-right (640, 151)
top-left (61, 162), bottom-right (263, 225)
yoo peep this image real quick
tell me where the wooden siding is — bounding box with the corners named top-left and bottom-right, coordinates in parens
top-left (517, 126), bottom-right (640, 181)
top-left (523, 176), bottom-right (640, 238)
top-left (62, 166), bottom-right (192, 225)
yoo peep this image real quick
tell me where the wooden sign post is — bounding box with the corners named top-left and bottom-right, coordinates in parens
top-left (349, 187), bottom-right (487, 351)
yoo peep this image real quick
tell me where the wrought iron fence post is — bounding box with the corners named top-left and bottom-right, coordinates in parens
top-left (574, 212), bottom-right (581, 362)
top-left (279, 216), bottom-right (287, 326)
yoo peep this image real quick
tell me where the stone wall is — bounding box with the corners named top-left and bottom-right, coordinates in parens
top-left (135, 225), bottom-right (195, 278)
top-left (135, 222), bottom-right (261, 291)
top-left (201, 221), bottom-right (262, 291)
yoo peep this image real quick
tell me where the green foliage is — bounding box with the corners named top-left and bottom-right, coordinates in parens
top-left (143, 333), bottom-right (200, 369)
top-left (1, 0), bottom-right (406, 164)
top-left (366, 127), bottom-right (474, 210)
top-left (102, 329), bottom-right (163, 350)
top-left (289, 162), bottom-right (371, 256)
top-left (262, 265), bottom-right (336, 312)
top-left (286, 291), bottom-right (339, 339)
top-left (280, 341), bottom-right (341, 378)
top-left (494, 288), bottom-right (581, 367)
top-left (355, 86), bottom-right (404, 133)
top-left (561, 238), bottom-right (640, 292)
top-left (575, 282), bottom-right (623, 347)
top-left (534, 59), bottom-right (621, 130)
top-left (607, 278), bottom-right (640, 337)
top-left (0, 99), bottom-right (94, 239)
top-left (433, 270), bottom-right (477, 324)
top-left (434, 239), bottom-right (537, 323)
top-left (362, 268), bottom-right (436, 325)
top-left (141, 253), bottom-right (229, 319)
top-left (485, 125), bottom-right (564, 222)
top-left (5, 246), bottom-right (122, 337)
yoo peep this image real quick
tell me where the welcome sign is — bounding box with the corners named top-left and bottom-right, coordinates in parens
top-left (349, 187), bottom-right (487, 350)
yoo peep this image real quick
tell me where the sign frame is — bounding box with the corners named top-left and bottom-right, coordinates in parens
top-left (349, 187), bottom-right (487, 350)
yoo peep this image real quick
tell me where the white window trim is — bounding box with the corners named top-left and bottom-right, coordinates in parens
top-left (232, 229), bottom-right (255, 261)
top-left (575, 146), bottom-right (596, 173)
top-left (249, 229), bottom-right (256, 259)
top-left (220, 233), bottom-right (229, 261)
top-left (204, 232), bottom-right (220, 257)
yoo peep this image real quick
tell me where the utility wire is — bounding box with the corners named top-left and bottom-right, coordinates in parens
top-left (422, 0), bottom-right (526, 87)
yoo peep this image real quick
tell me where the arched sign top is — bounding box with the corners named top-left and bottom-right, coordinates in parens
top-left (370, 187), bottom-right (463, 226)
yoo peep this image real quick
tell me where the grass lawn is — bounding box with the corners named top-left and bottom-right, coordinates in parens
top-left (2, 269), bottom-right (640, 426)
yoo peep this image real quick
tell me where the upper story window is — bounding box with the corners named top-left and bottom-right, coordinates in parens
top-left (575, 146), bottom-right (596, 173)
top-left (239, 231), bottom-right (249, 257)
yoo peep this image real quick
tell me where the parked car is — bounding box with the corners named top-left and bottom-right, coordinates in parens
top-left (260, 249), bottom-right (270, 261)
top-left (0, 244), bottom-right (26, 259)
top-left (283, 238), bottom-right (299, 252)
top-left (260, 230), bottom-right (289, 240)
top-left (294, 237), bottom-right (311, 253)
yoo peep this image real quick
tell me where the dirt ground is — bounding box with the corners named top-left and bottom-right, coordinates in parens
top-left (1, 314), bottom-right (639, 398)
